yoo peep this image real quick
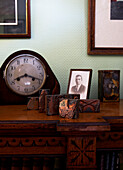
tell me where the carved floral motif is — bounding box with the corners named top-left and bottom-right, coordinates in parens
top-left (67, 137), bottom-right (96, 167)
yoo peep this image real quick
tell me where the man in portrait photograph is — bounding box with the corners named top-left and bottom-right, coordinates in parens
top-left (71, 74), bottom-right (86, 95)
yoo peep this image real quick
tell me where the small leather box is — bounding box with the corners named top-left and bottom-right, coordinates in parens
top-left (78, 99), bottom-right (100, 113)
top-left (27, 97), bottom-right (39, 110)
top-left (39, 89), bottom-right (50, 113)
top-left (59, 99), bottom-right (78, 119)
top-left (46, 94), bottom-right (80, 116)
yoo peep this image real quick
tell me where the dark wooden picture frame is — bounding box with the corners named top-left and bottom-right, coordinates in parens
top-left (67, 69), bottom-right (92, 99)
top-left (88, 0), bottom-right (123, 55)
top-left (0, 0), bottom-right (31, 38)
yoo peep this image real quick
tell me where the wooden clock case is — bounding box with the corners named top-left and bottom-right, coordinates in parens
top-left (0, 50), bottom-right (60, 105)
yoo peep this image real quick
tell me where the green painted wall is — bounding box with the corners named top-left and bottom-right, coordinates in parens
top-left (0, 0), bottom-right (123, 99)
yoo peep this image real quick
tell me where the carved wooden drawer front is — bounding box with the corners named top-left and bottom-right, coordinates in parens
top-left (67, 137), bottom-right (96, 168)
top-left (0, 137), bottom-right (66, 155)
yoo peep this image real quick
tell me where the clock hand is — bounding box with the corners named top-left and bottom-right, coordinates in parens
top-left (14, 73), bottom-right (42, 81)
top-left (26, 74), bottom-right (42, 81)
top-left (14, 74), bottom-right (26, 81)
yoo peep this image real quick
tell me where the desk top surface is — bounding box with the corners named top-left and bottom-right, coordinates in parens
top-left (0, 100), bottom-right (122, 132)
top-left (0, 100), bottom-right (123, 120)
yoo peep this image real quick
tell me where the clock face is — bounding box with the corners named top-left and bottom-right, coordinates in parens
top-left (4, 54), bottom-right (46, 95)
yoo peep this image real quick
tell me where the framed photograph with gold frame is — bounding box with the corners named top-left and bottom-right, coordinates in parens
top-left (88, 0), bottom-right (123, 55)
top-left (0, 0), bottom-right (31, 38)
top-left (67, 69), bottom-right (92, 99)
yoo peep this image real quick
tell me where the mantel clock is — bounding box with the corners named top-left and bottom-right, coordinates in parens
top-left (0, 50), bottom-right (60, 105)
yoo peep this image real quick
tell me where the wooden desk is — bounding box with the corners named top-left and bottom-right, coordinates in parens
top-left (0, 100), bottom-right (123, 169)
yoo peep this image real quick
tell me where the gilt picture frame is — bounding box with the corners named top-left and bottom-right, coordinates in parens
top-left (88, 0), bottom-right (123, 55)
top-left (67, 69), bottom-right (92, 99)
top-left (0, 0), bottom-right (31, 38)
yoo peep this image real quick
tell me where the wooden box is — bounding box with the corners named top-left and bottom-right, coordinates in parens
top-left (39, 89), bottom-right (50, 113)
top-left (59, 99), bottom-right (100, 117)
top-left (78, 99), bottom-right (100, 113)
top-left (27, 97), bottom-right (39, 110)
top-left (98, 70), bottom-right (120, 102)
top-left (59, 99), bottom-right (78, 119)
top-left (46, 94), bottom-right (80, 116)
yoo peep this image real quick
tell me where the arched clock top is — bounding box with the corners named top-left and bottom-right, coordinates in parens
top-left (0, 50), bottom-right (60, 105)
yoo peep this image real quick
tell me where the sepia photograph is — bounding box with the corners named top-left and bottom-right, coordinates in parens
top-left (67, 69), bottom-right (92, 99)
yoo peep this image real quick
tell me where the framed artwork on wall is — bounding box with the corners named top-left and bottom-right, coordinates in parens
top-left (0, 0), bottom-right (31, 38)
top-left (88, 0), bottom-right (123, 55)
top-left (67, 69), bottom-right (92, 99)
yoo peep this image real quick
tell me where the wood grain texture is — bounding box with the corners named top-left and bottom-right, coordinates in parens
top-left (67, 137), bottom-right (96, 168)
top-left (0, 100), bottom-right (123, 169)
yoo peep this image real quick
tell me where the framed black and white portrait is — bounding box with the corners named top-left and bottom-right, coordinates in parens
top-left (67, 69), bottom-right (92, 99)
